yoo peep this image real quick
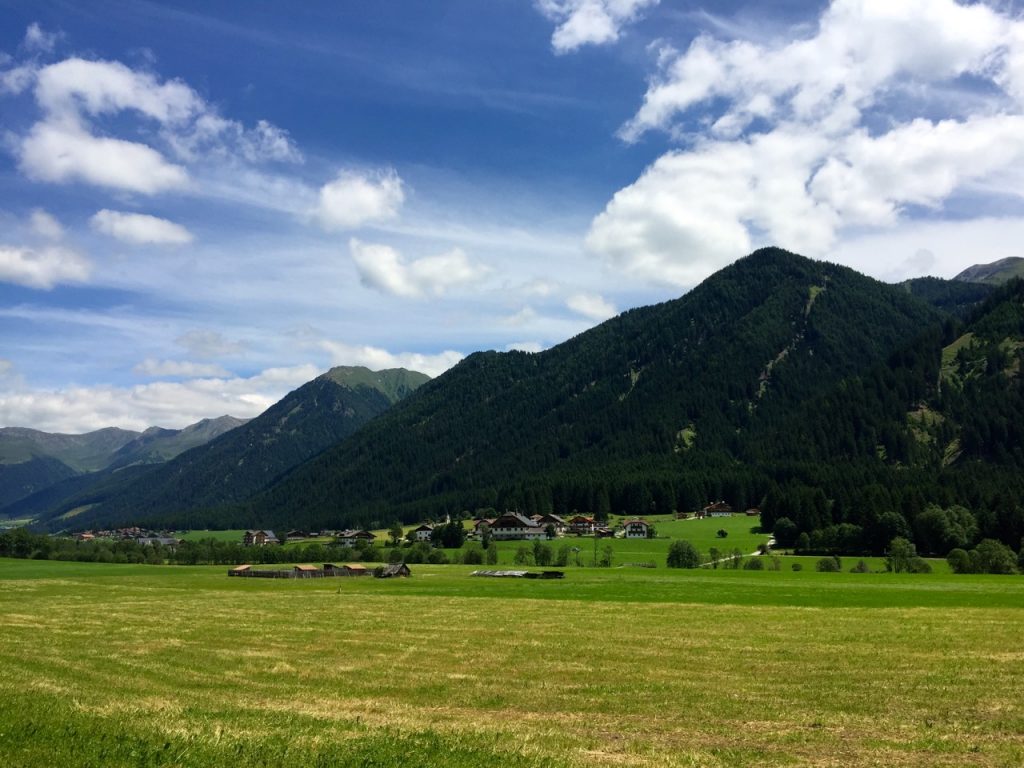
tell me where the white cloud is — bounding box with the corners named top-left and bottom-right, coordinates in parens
top-left (537, 0), bottom-right (660, 53)
top-left (19, 121), bottom-right (189, 194)
top-left (90, 209), bottom-right (194, 245)
top-left (566, 291), bottom-right (617, 321)
top-left (29, 209), bottom-right (64, 240)
top-left (133, 359), bottom-right (231, 378)
top-left (23, 23), bottom-right (59, 54)
top-left (588, 0), bottom-right (1024, 287)
top-left (620, 0), bottom-right (1009, 143)
top-left (349, 238), bottom-right (491, 298)
top-left (0, 64), bottom-right (35, 95)
top-left (0, 244), bottom-right (91, 289)
top-left (175, 330), bottom-right (246, 360)
top-left (34, 57), bottom-right (201, 123)
top-left (12, 54), bottom-right (301, 198)
top-left (502, 306), bottom-right (540, 326)
top-left (321, 340), bottom-right (462, 378)
top-left (168, 114), bottom-right (303, 164)
top-left (316, 169), bottom-right (404, 230)
top-left (0, 364), bottom-right (320, 432)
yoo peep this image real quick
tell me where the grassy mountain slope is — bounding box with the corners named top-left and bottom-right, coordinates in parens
top-left (954, 256), bottom-right (1024, 284)
top-left (108, 416), bottom-right (248, 469)
top-left (236, 248), bottom-right (942, 530)
top-left (0, 427), bottom-right (140, 472)
top-left (41, 367), bottom-right (428, 530)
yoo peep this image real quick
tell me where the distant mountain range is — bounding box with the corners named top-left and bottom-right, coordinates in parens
top-left (9, 366), bottom-right (428, 528)
top-left (0, 417), bottom-right (244, 509)
top-left (9, 250), bottom-right (1024, 557)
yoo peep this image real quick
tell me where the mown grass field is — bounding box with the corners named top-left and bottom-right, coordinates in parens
top-left (2, 558), bottom-right (1022, 767)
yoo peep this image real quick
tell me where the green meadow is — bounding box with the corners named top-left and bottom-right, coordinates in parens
top-left (2, 558), bottom-right (1023, 767)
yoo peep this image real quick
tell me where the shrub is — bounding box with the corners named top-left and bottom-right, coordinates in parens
top-left (791, 562), bottom-right (803, 571)
top-left (387, 548), bottom-right (404, 564)
top-left (742, 557), bottom-right (764, 570)
top-left (427, 549), bottom-right (448, 564)
top-left (850, 559), bottom-right (870, 573)
top-left (947, 548), bottom-right (972, 573)
top-left (666, 540), bottom-right (701, 569)
top-left (795, 532), bottom-right (810, 552)
top-left (908, 557), bottom-right (932, 574)
top-left (462, 547), bottom-right (483, 565)
top-left (972, 539), bottom-right (1017, 574)
top-left (716, 529), bottom-right (728, 538)
top-left (815, 556), bottom-right (841, 572)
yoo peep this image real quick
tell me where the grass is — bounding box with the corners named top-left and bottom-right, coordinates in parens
top-left (177, 529), bottom-right (248, 542)
top-left (2, 558), bottom-right (1023, 767)
top-left (476, 514), bottom-right (768, 566)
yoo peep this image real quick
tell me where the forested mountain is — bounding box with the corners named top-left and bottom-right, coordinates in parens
top-left (35, 366), bottom-right (428, 529)
top-left (42, 249), bottom-right (1023, 560)
top-left (211, 248), bottom-right (958, 533)
top-left (0, 419), bottom-right (242, 511)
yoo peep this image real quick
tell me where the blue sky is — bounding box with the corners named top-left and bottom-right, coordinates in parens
top-left (3, 0), bottom-right (1024, 431)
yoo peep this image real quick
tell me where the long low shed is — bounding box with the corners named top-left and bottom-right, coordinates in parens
top-left (228, 563), bottom-right (369, 578)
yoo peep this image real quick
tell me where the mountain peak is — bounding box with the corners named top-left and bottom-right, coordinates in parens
top-left (954, 256), bottom-right (1024, 285)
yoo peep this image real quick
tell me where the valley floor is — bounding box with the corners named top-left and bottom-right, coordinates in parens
top-left (1, 559), bottom-right (1022, 767)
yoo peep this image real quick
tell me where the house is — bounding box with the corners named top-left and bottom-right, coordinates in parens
top-left (135, 536), bottom-right (179, 548)
top-left (285, 530), bottom-right (309, 541)
top-left (594, 526), bottom-right (614, 538)
top-left (376, 563), bottom-right (411, 578)
top-left (567, 515), bottom-right (596, 535)
top-left (701, 501), bottom-right (733, 518)
top-left (623, 519), bottom-right (651, 538)
top-left (243, 530), bottom-right (280, 546)
top-left (293, 564), bottom-right (320, 577)
top-left (534, 514), bottom-right (567, 534)
top-left (745, 507), bottom-right (761, 517)
top-left (74, 532), bottom-right (95, 541)
top-left (228, 564), bottom-right (251, 576)
top-left (411, 524), bottom-right (434, 542)
top-left (490, 512), bottom-right (544, 540)
top-left (336, 530), bottom-right (376, 548)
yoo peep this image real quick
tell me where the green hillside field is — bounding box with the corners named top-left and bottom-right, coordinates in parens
top-left (1, 558), bottom-right (1021, 767)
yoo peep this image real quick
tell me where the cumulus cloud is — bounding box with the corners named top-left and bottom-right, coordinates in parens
top-left (175, 330), bottom-right (246, 360)
top-left (0, 244), bottom-right (91, 289)
top-left (566, 292), bottom-right (617, 321)
top-left (29, 209), bottom-right (64, 240)
top-left (0, 364), bottom-right (320, 432)
top-left (321, 340), bottom-right (462, 378)
top-left (133, 359), bottom-right (231, 378)
top-left (316, 169), bottom-right (404, 230)
top-left (90, 209), bottom-right (194, 245)
top-left (588, 0), bottom-right (1024, 287)
top-left (10, 50), bottom-right (302, 197)
top-left (537, 0), bottom-right (660, 53)
top-left (20, 120), bottom-right (189, 193)
top-left (349, 239), bottom-right (491, 298)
